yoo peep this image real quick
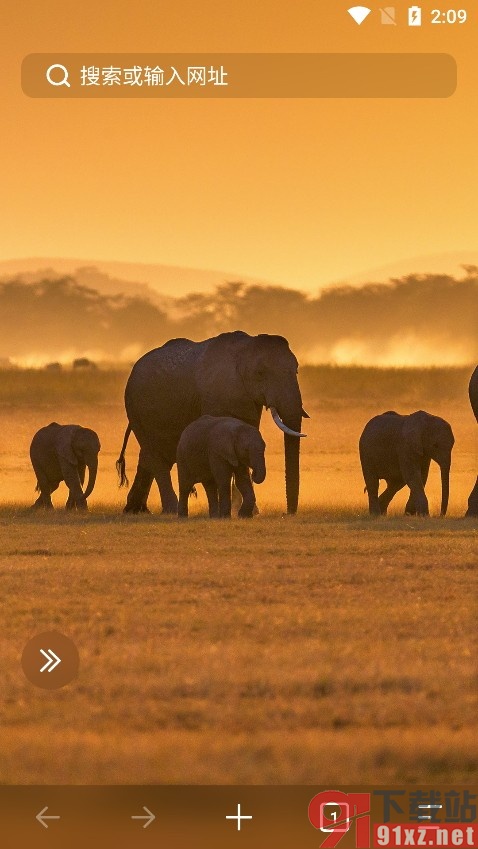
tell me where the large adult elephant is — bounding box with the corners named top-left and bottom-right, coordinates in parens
top-left (116, 332), bottom-right (307, 515)
top-left (466, 365), bottom-right (478, 516)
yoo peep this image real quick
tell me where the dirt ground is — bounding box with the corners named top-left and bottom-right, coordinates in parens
top-left (0, 367), bottom-right (476, 783)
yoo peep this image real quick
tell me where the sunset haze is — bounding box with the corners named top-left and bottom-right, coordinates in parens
top-left (2, 0), bottom-right (477, 291)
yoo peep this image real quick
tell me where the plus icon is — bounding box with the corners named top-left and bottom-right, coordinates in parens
top-left (226, 803), bottom-right (253, 831)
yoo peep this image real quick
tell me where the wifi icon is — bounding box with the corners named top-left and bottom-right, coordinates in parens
top-left (347, 5), bottom-right (372, 24)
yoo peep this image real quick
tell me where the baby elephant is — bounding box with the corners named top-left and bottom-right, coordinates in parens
top-left (30, 422), bottom-right (101, 510)
top-left (177, 415), bottom-right (266, 518)
top-left (359, 410), bottom-right (454, 516)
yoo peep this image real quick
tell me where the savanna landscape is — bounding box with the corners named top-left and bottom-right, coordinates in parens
top-left (3, 0), bottom-right (478, 796)
top-left (0, 364), bottom-right (476, 784)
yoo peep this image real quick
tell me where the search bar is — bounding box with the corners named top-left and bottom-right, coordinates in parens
top-left (22, 53), bottom-right (456, 99)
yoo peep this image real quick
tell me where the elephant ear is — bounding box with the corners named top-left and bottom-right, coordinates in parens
top-left (402, 413), bottom-right (425, 458)
top-left (196, 332), bottom-right (258, 419)
top-left (57, 425), bottom-right (80, 465)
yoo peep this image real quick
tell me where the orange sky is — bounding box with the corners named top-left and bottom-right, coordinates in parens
top-left (3, 1), bottom-right (478, 290)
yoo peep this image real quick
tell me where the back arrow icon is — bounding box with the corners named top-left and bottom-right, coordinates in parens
top-left (36, 807), bottom-right (60, 829)
top-left (131, 807), bottom-right (155, 828)
top-left (40, 648), bottom-right (61, 672)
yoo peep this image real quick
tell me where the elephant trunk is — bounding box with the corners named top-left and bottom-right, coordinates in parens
top-left (440, 462), bottom-right (450, 516)
top-left (284, 432), bottom-right (300, 515)
top-left (266, 384), bottom-right (305, 515)
top-left (83, 457), bottom-right (98, 500)
top-left (251, 453), bottom-right (266, 485)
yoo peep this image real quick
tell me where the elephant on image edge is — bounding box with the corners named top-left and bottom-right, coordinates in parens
top-left (466, 365), bottom-right (478, 516)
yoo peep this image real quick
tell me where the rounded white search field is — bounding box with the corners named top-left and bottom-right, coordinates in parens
top-left (45, 63), bottom-right (71, 87)
top-left (22, 54), bottom-right (457, 98)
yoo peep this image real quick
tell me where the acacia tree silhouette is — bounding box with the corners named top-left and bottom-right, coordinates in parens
top-left (1, 270), bottom-right (477, 363)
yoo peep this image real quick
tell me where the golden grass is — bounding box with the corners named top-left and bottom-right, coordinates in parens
top-left (0, 363), bottom-right (473, 406)
top-left (0, 366), bottom-right (476, 784)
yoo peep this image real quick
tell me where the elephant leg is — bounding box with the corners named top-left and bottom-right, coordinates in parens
top-left (31, 471), bottom-right (58, 509)
top-left (404, 471), bottom-right (429, 516)
top-left (405, 459), bottom-right (430, 515)
top-left (153, 462), bottom-right (178, 515)
top-left (379, 478), bottom-right (404, 515)
top-left (202, 479), bottom-right (219, 518)
top-left (66, 496), bottom-right (87, 510)
top-left (217, 484), bottom-right (232, 517)
top-left (32, 491), bottom-right (54, 509)
top-left (63, 473), bottom-right (87, 510)
top-left (363, 472), bottom-right (380, 515)
top-left (234, 466), bottom-right (256, 518)
top-left (177, 494), bottom-right (189, 518)
top-left (210, 457), bottom-right (233, 518)
top-left (65, 494), bottom-right (88, 510)
top-left (465, 476), bottom-right (478, 517)
top-left (232, 477), bottom-right (259, 516)
top-left (177, 468), bottom-right (193, 518)
top-left (421, 457), bottom-right (431, 487)
top-left (66, 477), bottom-right (83, 509)
top-left (78, 463), bottom-right (86, 488)
top-left (124, 457), bottom-right (154, 514)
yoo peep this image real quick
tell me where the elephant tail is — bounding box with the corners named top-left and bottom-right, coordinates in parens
top-left (115, 424), bottom-right (132, 488)
top-left (35, 481), bottom-right (40, 493)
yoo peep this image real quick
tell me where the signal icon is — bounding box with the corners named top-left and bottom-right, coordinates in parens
top-left (347, 6), bottom-right (372, 24)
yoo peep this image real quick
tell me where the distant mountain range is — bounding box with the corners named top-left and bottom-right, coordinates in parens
top-left (0, 257), bottom-right (265, 302)
top-left (340, 251), bottom-right (478, 287)
top-left (0, 251), bottom-right (477, 298)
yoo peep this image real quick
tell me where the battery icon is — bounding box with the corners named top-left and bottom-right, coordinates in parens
top-left (408, 5), bottom-right (422, 25)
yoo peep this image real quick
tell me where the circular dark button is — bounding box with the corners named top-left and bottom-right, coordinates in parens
top-left (21, 631), bottom-right (80, 689)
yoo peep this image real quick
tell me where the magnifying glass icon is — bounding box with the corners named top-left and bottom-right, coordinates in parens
top-left (46, 64), bottom-right (70, 87)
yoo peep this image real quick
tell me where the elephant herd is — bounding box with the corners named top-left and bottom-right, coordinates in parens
top-left (27, 331), bottom-right (478, 519)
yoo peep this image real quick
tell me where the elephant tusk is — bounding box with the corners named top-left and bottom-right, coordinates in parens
top-left (301, 407), bottom-right (310, 419)
top-left (270, 407), bottom-right (306, 437)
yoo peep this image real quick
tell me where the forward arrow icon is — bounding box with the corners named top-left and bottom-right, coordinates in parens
top-left (131, 807), bottom-right (155, 828)
top-left (40, 648), bottom-right (61, 672)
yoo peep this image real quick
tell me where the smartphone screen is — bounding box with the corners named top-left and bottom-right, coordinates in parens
top-left (2, 2), bottom-right (477, 847)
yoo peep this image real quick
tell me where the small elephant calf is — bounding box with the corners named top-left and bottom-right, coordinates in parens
top-left (359, 410), bottom-right (454, 516)
top-left (177, 415), bottom-right (266, 518)
top-left (30, 422), bottom-right (101, 510)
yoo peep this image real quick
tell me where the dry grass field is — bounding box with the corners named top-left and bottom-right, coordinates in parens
top-left (0, 366), bottom-right (477, 784)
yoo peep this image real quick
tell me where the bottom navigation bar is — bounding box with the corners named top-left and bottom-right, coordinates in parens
top-left (0, 786), bottom-right (475, 849)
